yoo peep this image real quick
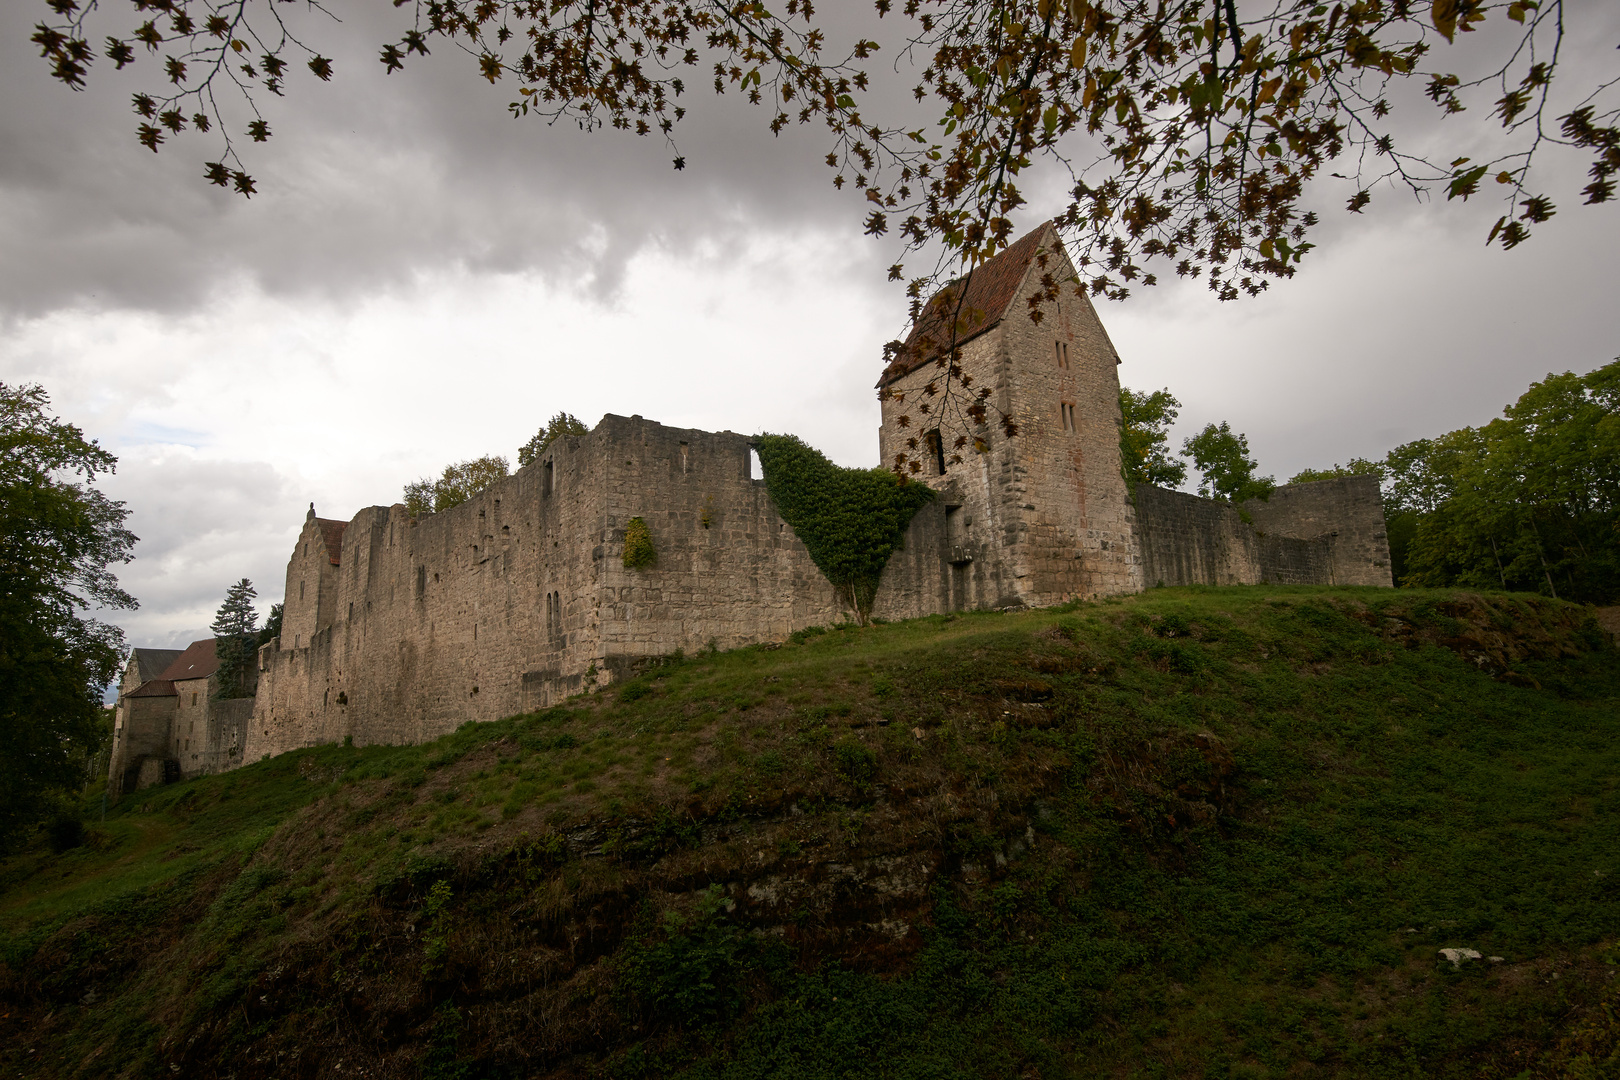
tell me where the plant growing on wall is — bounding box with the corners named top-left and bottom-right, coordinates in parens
top-left (753, 434), bottom-right (935, 623)
top-left (622, 517), bottom-right (656, 570)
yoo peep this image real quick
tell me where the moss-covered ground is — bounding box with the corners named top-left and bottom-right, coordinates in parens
top-left (1, 586), bottom-right (1617, 1079)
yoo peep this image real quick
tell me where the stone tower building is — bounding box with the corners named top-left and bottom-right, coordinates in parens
top-left (876, 221), bottom-right (1140, 607)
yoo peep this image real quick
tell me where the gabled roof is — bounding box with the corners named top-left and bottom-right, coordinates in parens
top-left (316, 518), bottom-right (347, 566)
top-left (129, 648), bottom-right (183, 684)
top-left (879, 223), bottom-right (1062, 387)
top-left (159, 638), bottom-right (221, 682)
top-left (128, 679), bottom-right (176, 699)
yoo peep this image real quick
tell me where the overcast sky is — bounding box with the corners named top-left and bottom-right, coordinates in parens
top-left (3, 1), bottom-right (1617, 656)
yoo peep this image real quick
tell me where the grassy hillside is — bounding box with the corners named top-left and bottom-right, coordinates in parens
top-left (2, 587), bottom-right (1617, 1080)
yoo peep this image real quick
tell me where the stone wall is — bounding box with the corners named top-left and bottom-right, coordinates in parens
top-left (1134, 477), bottom-right (1393, 589)
top-left (1242, 475), bottom-right (1392, 586)
top-left (247, 416), bottom-right (855, 759)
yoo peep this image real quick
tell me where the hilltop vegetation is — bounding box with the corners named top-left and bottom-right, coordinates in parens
top-left (1, 587), bottom-right (1617, 1080)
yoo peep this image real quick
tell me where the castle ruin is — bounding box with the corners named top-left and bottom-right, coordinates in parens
top-left (108, 223), bottom-right (1391, 795)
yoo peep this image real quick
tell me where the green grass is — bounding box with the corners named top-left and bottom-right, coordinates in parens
top-left (1, 586), bottom-right (1617, 1080)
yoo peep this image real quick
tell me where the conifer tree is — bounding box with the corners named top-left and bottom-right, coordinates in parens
top-left (211, 578), bottom-right (258, 698)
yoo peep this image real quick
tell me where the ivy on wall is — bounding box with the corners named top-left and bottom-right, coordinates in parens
top-left (623, 517), bottom-right (656, 569)
top-left (753, 434), bottom-right (935, 622)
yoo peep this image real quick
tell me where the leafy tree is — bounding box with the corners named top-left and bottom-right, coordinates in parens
top-left (1287, 458), bottom-right (1385, 485)
top-left (1394, 359), bottom-right (1619, 601)
top-left (518, 412), bottom-right (589, 468)
top-left (1119, 387), bottom-right (1188, 489)
top-left (210, 578), bottom-right (258, 698)
top-left (403, 455), bottom-right (511, 516)
top-left (1181, 421), bottom-right (1274, 504)
top-left (753, 434), bottom-right (935, 623)
top-left (258, 602), bottom-right (284, 648)
top-left (0, 383), bottom-right (136, 849)
top-left (31, 0), bottom-right (1616, 305)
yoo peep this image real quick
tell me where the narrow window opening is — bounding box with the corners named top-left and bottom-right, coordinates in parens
top-left (680, 441), bottom-right (690, 474)
top-left (415, 566), bottom-right (426, 598)
top-left (1060, 402), bottom-right (1078, 432)
top-left (347, 602), bottom-right (353, 620)
top-left (303, 542), bottom-right (308, 556)
top-left (542, 461), bottom-right (554, 497)
top-left (299, 580), bottom-right (305, 601)
top-left (1056, 340), bottom-right (1070, 368)
top-left (748, 447), bottom-right (762, 480)
top-left (926, 430), bottom-right (946, 475)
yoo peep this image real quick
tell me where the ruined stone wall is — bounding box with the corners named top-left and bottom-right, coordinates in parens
top-left (1241, 476), bottom-right (1392, 586)
top-left (247, 416), bottom-right (849, 759)
top-left (1133, 484), bottom-right (1257, 587)
top-left (1134, 478), bottom-right (1391, 588)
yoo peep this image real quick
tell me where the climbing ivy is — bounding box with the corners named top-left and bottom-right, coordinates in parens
top-left (623, 517), bottom-right (656, 569)
top-left (753, 434), bottom-right (934, 622)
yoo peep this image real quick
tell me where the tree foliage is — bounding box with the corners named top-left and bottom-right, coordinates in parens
top-left (1389, 358), bottom-right (1619, 602)
top-left (1180, 420), bottom-right (1274, 503)
top-left (753, 434), bottom-right (935, 622)
top-left (211, 577), bottom-right (258, 698)
top-left (1119, 386), bottom-right (1188, 488)
top-left (31, 0), bottom-right (1617, 306)
top-left (518, 412), bottom-right (589, 468)
top-left (0, 383), bottom-right (137, 849)
top-left (1287, 457), bottom-right (1385, 485)
top-left (403, 455), bottom-right (511, 516)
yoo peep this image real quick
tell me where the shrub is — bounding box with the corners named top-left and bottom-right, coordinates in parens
top-left (833, 738), bottom-right (877, 788)
top-left (623, 517), bottom-right (656, 569)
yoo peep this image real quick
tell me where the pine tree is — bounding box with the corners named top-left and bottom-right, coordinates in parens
top-left (211, 579), bottom-right (258, 698)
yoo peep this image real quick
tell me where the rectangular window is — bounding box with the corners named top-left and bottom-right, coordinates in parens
top-left (1060, 403), bottom-right (1077, 432)
top-left (748, 447), bottom-right (762, 480)
top-left (542, 461), bottom-right (554, 497)
top-left (415, 566), bottom-right (426, 598)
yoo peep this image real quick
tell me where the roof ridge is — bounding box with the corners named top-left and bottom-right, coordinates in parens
top-left (878, 222), bottom-right (1064, 387)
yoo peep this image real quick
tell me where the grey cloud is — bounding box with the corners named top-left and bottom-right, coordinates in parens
top-left (96, 452), bottom-right (301, 647)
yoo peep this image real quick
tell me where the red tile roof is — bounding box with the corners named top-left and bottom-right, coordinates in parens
top-left (317, 518), bottom-right (347, 566)
top-left (879, 222), bottom-right (1060, 387)
top-left (158, 638), bottom-right (220, 682)
top-left (127, 679), bottom-right (176, 698)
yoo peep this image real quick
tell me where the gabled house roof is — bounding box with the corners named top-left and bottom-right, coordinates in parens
top-left (158, 638), bottom-right (221, 683)
top-left (129, 648), bottom-right (183, 684)
top-left (879, 222), bottom-right (1062, 387)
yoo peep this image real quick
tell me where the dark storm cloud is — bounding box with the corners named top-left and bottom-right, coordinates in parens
top-left (0, 1), bottom-right (885, 320)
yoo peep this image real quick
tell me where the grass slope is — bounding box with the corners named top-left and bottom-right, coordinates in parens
top-left (1, 587), bottom-right (1617, 1080)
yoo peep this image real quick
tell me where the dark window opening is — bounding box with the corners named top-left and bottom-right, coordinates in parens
top-left (415, 566), bottom-right (426, 598)
top-left (543, 461), bottom-right (554, 497)
top-left (299, 580), bottom-right (305, 601)
top-left (347, 602), bottom-right (353, 620)
top-left (926, 430), bottom-right (946, 475)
